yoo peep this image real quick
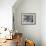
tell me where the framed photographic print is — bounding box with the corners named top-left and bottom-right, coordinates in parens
top-left (21, 13), bottom-right (36, 25)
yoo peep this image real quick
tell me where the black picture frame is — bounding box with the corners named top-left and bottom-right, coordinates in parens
top-left (21, 13), bottom-right (36, 25)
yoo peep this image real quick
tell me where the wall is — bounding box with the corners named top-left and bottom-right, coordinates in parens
top-left (41, 0), bottom-right (46, 46)
top-left (13, 0), bottom-right (41, 46)
top-left (0, 0), bottom-right (16, 30)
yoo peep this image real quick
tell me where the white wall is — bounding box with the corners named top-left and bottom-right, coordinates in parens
top-left (41, 0), bottom-right (46, 46)
top-left (13, 0), bottom-right (41, 46)
top-left (0, 0), bottom-right (16, 30)
top-left (13, 0), bottom-right (46, 46)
